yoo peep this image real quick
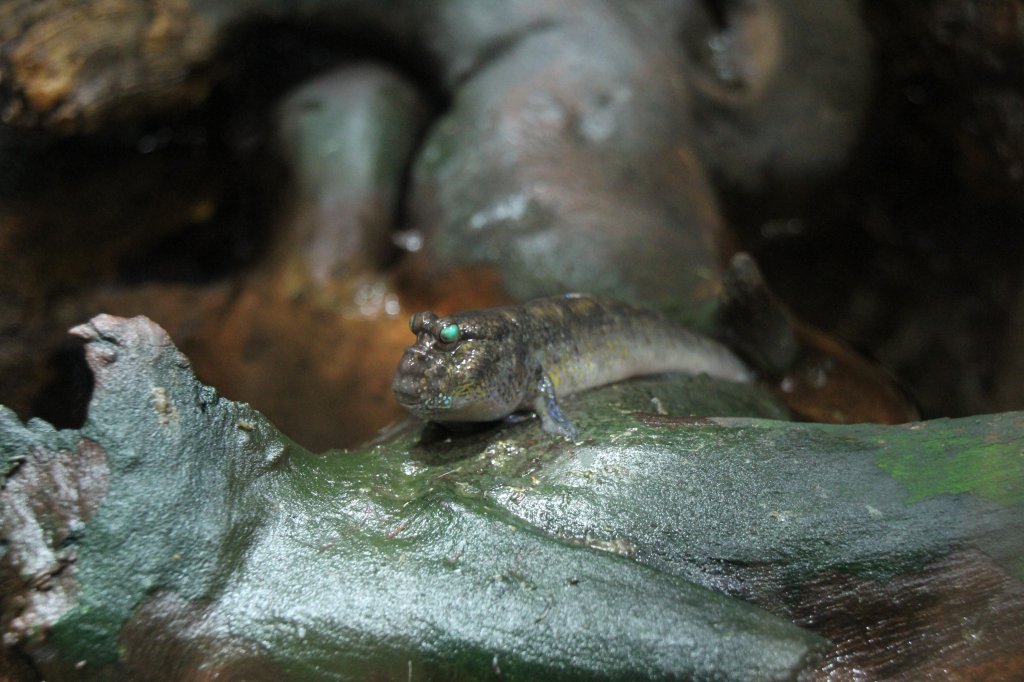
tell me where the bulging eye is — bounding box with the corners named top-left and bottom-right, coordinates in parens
top-left (438, 323), bottom-right (460, 343)
top-left (410, 311), bottom-right (437, 333)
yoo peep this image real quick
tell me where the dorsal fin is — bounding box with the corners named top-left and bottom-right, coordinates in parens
top-left (716, 252), bottom-right (800, 376)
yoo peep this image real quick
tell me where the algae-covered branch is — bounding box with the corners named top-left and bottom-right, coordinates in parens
top-left (2, 316), bottom-right (1022, 679)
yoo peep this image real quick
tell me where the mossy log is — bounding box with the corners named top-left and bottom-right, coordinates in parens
top-left (2, 315), bottom-right (1022, 680)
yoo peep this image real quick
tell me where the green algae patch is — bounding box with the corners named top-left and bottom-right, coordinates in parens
top-left (868, 414), bottom-right (1024, 506)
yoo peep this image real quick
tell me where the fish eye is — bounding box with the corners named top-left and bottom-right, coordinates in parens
top-left (409, 311), bottom-right (437, 333)
top-left (438, 323), bottom-right (460, 343)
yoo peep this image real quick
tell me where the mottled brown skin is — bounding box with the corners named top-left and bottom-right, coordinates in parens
top-left (393, 294), bottom-right (753, 438)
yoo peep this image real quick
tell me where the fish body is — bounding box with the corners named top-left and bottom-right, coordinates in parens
top-left (392, 294), bottom-right (753, 438)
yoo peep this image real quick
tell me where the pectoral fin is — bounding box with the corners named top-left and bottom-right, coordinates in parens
top-left (532, 373), bottom-right (578, 441)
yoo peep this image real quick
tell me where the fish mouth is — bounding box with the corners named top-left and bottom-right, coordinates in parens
top-left (392, 371), bottom-right (424, 407)
top-left (393, 386), bottom-right (421, 408)
top-left (392, 347), bottom-right (434, 409)
top-left (393, 342), bottom-right (458, 415)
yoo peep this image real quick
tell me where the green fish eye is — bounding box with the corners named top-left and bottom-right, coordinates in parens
top-left (439, 323), bottom-right (460, 343)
